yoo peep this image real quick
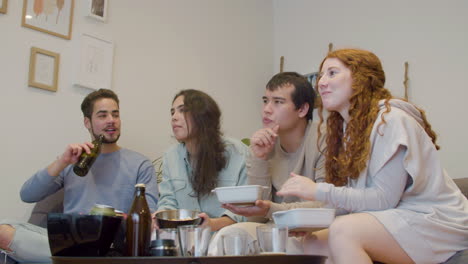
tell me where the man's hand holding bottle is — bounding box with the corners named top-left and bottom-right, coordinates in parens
top-left (47, 142), bottom-right (95, 177)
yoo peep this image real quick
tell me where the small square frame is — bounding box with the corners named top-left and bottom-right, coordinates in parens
top-left (0, 0), bottom-right (8, 14)
top-left (74, 33), bottom-right (114, 90)
top-left (28, 47), bottom-right (60, 92)
top-left (87, 0), bottom-right (107, 22)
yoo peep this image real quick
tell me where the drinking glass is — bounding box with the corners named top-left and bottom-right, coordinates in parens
top-left (178, 225), bottom-right (212, 257)
top-left (221, 233), bottom-right (248, 256)
top-left (256, 225), bottom-right (288, 255)
top-left (156, 228), bottom-right (179, 255)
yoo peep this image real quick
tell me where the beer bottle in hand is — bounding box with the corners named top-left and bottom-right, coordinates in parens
top-left (73, 134), bottom-right (104, 177)
top-left (126, 183), bottom-right (152, 256)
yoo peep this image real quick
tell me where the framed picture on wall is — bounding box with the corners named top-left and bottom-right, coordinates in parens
top-left (0, 0), bottom-right (8, 14)
top-left (28, 47), bottom-right (60, 92)
top-left (87, 0), bottom-right (107, 22)
top-left (304, 72), bottom-right (318, 90)
top-left (304, 72), bottom-right (321, 108)
top-left (21, 0), bottom-right (74, 40)
top-left (74, 33), bottom-right (114, 90)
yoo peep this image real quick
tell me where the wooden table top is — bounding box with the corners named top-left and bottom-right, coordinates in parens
top-left (52, 254), bottom-right (327, 264)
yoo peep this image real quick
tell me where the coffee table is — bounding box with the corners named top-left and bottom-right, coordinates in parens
top-left (52, 254), bottom-right (326, 264)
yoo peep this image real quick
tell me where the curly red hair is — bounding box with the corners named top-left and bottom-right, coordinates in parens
top-left (317, 49), bottom-right (439, 186)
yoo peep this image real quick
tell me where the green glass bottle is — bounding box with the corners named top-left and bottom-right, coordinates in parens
top-left (126, 183), bottom-right (152, 256)
top-left (73, 134), bottom-right (104, 177)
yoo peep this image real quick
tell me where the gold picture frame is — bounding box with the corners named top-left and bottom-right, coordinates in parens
top-left (28, 47), bottom-right (60, 92)
top-left (21, 0), bottom-right (74, 40)
top-left (0, 0), bottom-right (7, 14)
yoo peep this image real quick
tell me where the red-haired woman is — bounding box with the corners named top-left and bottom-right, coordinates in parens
top-left (278, 49), bottom-right (468, 264)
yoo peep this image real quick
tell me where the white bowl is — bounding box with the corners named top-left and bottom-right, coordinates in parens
top-left (212, 185), bottom-right (268, 205)
top-left (272, 208), bottom-right (336, 232)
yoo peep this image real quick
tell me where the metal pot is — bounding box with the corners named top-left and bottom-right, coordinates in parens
top-left (155, 209), bottom-right (203, 228)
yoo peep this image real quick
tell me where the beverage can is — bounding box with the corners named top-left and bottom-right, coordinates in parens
top-left (90, 204), bottom-right (116, 216)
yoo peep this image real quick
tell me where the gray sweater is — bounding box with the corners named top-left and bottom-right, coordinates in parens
top-left (21, 148), bottom-right (159, 214)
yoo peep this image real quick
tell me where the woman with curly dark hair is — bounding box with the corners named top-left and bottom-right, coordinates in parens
top-left (156, 89), bottom-right (248, 231)
top-left (278, 49), bottom-right (468, 263)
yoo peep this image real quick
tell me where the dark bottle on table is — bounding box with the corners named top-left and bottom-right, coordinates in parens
top-left (126, 183), bottom-right (152, 256)
top-left (73, 134), bottom-right (104, 176)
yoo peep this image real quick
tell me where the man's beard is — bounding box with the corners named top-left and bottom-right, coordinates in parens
top-left (90, 125), bottom-right (120, 144)
top-left (94, 132), bottom-right (120, 144)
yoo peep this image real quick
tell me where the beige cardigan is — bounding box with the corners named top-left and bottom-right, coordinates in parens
top-left (315, 99), bottom-right (468, 263)
top-left (247, 121), bottom-right (326, 219)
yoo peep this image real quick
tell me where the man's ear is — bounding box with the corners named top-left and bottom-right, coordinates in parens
top-left (298, 103), bottom-right (310, 118)
top-left (84, 117), bottom-right (91, 130)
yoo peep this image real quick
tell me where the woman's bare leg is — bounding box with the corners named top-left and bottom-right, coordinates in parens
top-left (302, 229), bottom-right (333, 263)
top-left (302, 229), bottom-right (330, 256)
top-left (0, 224), bottom-right (15, 251)
top-left (327, 213), bottom-right (414, 264)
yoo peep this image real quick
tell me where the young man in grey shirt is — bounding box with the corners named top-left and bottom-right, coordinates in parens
top-left (0, 89), bottom-right (158, 263)
top-left (214, 72), bottom-right (326, 254)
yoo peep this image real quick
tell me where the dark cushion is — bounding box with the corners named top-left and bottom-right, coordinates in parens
top-left (444, 250), bottom-right (468, 264)
top-left (27, 189), bottom-right (64, 228)
top-left (453, 178), bottom-right (468, 198)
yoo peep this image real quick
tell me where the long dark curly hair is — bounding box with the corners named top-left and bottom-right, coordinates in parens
top-left (173, 89), bottom-right (226, 196)
top-left (317, 49), bottom-right (439, 186)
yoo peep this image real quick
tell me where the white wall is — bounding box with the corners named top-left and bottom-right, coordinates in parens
top-left (0, 0), bottom-right (273, 221)
top-left (273, 0), bottom-right (468, 179)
